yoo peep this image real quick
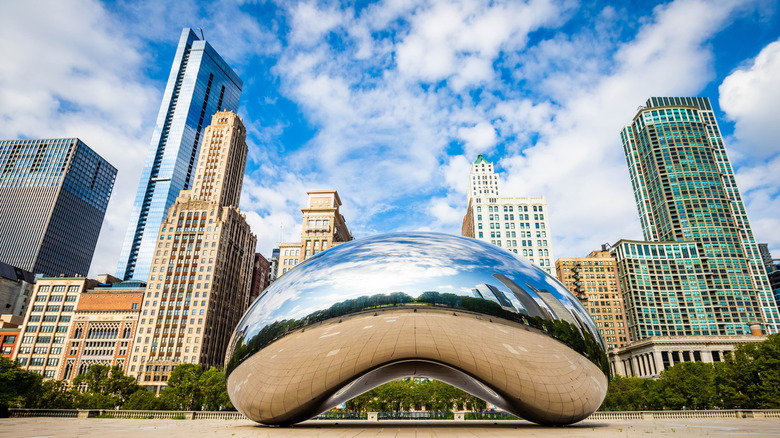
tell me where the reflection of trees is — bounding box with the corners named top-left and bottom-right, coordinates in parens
top-left (226, 291), bottom-right (608, 377)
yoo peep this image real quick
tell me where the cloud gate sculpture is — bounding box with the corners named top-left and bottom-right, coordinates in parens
top-left (225, 232), bottom-right (609, 426)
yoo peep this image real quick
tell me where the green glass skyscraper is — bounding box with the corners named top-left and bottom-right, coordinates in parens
top-left (619, 97), bottom-right (779, 337)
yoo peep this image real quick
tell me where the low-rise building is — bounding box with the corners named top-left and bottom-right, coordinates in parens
top-left (12, 276), bottom-right (100, 378)
top-left (608, 334), bottom-right (766, 378)
top-left (277, 190), bottom-right (353, 277)
top-left (60, 281), bottom-right (144, 384)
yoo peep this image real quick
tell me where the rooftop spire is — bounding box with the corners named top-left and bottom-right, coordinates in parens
top-left (474, 154), bottom-right (491, 164)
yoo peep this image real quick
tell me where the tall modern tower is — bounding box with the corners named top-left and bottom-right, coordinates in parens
top-left (619, 97), bottom-right (779, 336)
top-left (461, 155), bottom-right (557, 276)
top-left (0, 138), bottom-right (116, 277)
top-left (130, 111), bottom-right (256, 390)
top-left (116, 28), bottom-right (242, 281)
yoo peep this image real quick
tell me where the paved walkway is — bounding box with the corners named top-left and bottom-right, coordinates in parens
top-left (2, 417), bottom-right (779, 437)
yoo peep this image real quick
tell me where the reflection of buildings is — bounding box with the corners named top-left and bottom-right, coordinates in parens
top-left (0, 138), bottom-right (116, 277)
top-left (608, 97), bottom-right (778, 377)
top-left (60, 279), bottom-right (144, 384)
top-left (0, 260), bottom-right (35, 319)
top-left (250, 253), bottom-right (271, 301)
top-left (131, 111), bottom-right (256, 391)
top-left (472, 284), bottom-right (514, 311)
top-left (116, 28), bottom-right (242, 282)
top-left (556, 248), bottom-right (630, 350)
top-left (461, 155), bottom-right (556, 276)
top-left (277, 190), bottom-right (353, 277)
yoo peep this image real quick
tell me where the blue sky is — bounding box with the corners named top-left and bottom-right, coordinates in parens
top-left (1, 0), bottom-right (779, 277)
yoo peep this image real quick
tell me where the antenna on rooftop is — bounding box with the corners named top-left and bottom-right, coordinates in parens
top-left (199, 28), bottom-right (205, 40)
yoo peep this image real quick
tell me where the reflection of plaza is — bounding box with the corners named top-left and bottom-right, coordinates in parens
top-left (225, 233), bottom-right (608, 426)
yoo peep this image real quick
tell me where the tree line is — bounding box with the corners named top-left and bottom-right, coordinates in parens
top-left (0, 361), bottom-right (232, 416)
top-left (345, 378), bottom-right (486, 412)
top-left (602, 333), bottom-right (780, 410)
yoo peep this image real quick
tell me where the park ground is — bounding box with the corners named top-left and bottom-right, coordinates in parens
top-left (1, 417), bottom-right (779, 437)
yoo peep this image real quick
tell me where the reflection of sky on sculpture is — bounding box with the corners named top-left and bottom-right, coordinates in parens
top-left (234, 233), bottom-right (601, 347)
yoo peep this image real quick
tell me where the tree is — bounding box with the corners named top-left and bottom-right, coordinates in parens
top-left (200, 367), bottom-right (232, 411)
top-left (122, 389), bottom-right (160, 410)
top-left (655, 361), bottom-right (717, 410)
top-left (716, 333), bottom-right (780, 409)
top-left (0, 356), bottom-right (43, 415)
top-left (160, 364), bottom-right (204, 410)
top-left (71, 364), bottom-right (143, 409)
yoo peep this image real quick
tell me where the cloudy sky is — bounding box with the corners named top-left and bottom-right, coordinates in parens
top-left (1, 0), bottom-right (779, 277)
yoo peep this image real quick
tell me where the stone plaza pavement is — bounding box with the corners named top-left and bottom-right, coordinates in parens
top-left (2, 418), bottom-right (780, 437)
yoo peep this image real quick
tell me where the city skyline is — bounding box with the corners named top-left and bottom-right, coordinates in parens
top-left (0, 1), bottom-right (779, 277)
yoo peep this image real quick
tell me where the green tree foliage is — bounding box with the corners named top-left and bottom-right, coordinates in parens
top-left (71, 364), bottom-right (144, 409)
top-left (601, 375), bottom-right (657, 411)
top-left (0, 356), bottom-right (43, 415)
top-left (715, 333), bottom-right (780, 409)
top-left (345, 379), bottom-right (485, 412)
top-left (157, 364), bottom-right (232, 411)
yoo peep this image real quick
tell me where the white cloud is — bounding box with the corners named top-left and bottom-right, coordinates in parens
top-left (458, 121), bottom-right (498, 158)
top-left (720, 38), bottom-right (780, 158)
top-left (0, 0), bottom-right (160, 277)
top-left (720, 37), bottom-right (780, 255)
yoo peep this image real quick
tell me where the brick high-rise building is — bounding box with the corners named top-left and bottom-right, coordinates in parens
top-left (277, 191), bottom-right (353, 278)
top-left (462, 155), bottom-right (556, 276)
top-left (131, 111), bottom-right (256, 391)
top-left (555, 249), bottom-right (630, 350)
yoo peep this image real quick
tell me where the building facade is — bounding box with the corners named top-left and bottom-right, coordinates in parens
top-left (0, 315), bottom-right (22, 360)
top-left (620, 97), bottom-right (780, 335)
top-left (268, 248), bottom-right (280, 284)
top-left (130, 111), bottom-right (256, 391)
top-left (277, 190), bottom-right (353, 278)
top-left (117, 28), bottom-right (242, 282)
top-left (0, 138), bottom-right (116, 277)
top-left (608, 334), bottom-right (766, 378)
top-left (250, 253), bottom-right (270, 302)
top-left (60, 281), bottom-right (144, 384)
top-left (462, 155), bottom-right (556, 276)
top-left (12, 276), bottom-right (99, 378)
top-left (555, 249), bottom-right (630, 350)
top-left (0, 261), bottom-right (35, 318)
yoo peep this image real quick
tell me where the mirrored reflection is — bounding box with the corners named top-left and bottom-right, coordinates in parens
top-left (226, 232), bottom-right (608, 425)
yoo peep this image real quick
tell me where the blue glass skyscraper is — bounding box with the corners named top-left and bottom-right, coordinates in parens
top-left (0, 138), bottom-right (116, 277)
top-left (116, 28), bottom-right (242, 281)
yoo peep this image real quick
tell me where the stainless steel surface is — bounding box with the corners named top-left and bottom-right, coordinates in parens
top-left (225, 232), bottom-right (608, 426)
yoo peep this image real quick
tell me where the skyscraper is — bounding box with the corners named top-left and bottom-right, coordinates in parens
top-left (0, 138), bottom-right (116, 277)
top-left (462, 155), bottom-right (556, 276)
top-left (117, 28), bottom-right (242, 282)
top-left (619, 97), bottom-right (779, 336)
top-left (130, 111), bottom-right (256, 390)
